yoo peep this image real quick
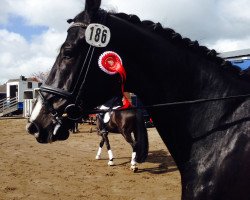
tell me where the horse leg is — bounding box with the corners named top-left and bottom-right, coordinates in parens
top-left (95, 136), bottom-right (105, 160)
top-left (103, 133), bottom-right (115, 166)
top-left (130, 148), bottom-right (138, 172)
top-left (121, 130), bottom-right (138, 172)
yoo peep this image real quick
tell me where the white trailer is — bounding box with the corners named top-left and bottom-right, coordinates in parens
top-left (0, 76), bottom-right (41, 117)
top-left (23, 88), bottom-right (39, 118)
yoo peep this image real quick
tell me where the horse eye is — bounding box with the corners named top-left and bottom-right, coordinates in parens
top-left (63, 48), bottom-right (74, 60)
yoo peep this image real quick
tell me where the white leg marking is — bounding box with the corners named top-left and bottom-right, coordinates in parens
top-left (108, 150), bottom-right (115, 166)
top-left (95, 147), bottom-right (102, 160)
top-left (131, 152), bottom-right (137, 166)
top-left (130, 152), bottom-right (138, 172)
top-left (108, 150), bottom-right (114, 160)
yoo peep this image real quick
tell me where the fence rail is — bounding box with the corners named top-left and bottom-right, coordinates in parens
top-left (0, 97), bottom-right (18, 117)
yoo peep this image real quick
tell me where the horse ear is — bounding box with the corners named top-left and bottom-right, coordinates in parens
top-left (85, 0), bottom-right (101, 13)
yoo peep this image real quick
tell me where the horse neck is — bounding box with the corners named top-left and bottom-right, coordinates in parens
top-left (121, 29), bottom-right (250, 168)
top-left (109, 14), bottom-right (250, 101)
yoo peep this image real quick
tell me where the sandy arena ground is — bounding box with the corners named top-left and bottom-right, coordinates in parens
top-left (0, 118), bottom-right (181, 200)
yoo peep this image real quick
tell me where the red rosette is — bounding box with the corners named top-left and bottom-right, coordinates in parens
top-left (98, 51), bottom-right (132, 109)
top-left (98, 51), bottom-right (123, 75)
top-left (98, 51), bottom-right (126, 85)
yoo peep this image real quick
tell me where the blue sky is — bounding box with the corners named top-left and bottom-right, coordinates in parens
top-left (0, 15), bottom-right (48, 41)
top-left (0, 0), bottom-right (250, 84)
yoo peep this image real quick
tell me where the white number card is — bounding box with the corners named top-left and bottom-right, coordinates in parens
top-left (85, 24), bottom-right (111, 48)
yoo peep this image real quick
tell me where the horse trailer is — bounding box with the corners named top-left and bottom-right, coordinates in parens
top-left (0, 76), bottom-right (41, 117)
top-left (23, 88), bottom-right (39, 118)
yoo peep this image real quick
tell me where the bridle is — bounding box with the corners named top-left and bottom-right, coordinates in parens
top-left (38, 43), bottom-right (96, 118)
top-left (38, 10), bottom-right (108, 124)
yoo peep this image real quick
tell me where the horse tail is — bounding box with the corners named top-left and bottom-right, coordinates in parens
top-left (134, 109), bottom-right (149, 163)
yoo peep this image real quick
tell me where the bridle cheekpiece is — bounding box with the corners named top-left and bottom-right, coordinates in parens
top-left (38, 10), bottom-right (109, 122)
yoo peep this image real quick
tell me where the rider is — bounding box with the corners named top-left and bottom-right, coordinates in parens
top-left (98, 94), bottom-right (124, 134)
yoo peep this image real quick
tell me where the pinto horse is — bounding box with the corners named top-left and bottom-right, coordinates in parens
top-left (95, 109), bottom-right (148, 171)
top-left (27, 0), bottom-right (250, 199)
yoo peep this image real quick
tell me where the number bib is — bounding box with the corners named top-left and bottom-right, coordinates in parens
top-left (85, 24), bottom-right (111, 48)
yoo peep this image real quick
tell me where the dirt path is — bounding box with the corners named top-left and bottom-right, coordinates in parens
top-left (0, 119), bottom-right (181, 200)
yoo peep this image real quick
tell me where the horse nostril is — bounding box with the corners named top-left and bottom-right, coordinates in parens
top-left (26, 122), bottom-right (38, 135)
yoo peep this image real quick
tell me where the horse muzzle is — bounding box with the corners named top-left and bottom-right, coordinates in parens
top-left (26, 121), bottom-right (70, 143)
top-left (26, 122), bottom-right (46, 143)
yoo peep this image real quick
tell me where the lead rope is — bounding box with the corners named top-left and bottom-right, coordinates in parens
top-left (83, 93), bottom-right (250, 115)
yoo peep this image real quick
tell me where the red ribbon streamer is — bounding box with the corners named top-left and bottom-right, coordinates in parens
top-left (98, 51), bottom-right (132, 109)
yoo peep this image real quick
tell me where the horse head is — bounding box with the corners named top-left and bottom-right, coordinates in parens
top-left (26, 0), bottom-right (125, 143)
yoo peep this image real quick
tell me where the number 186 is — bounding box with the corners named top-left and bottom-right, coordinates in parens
top-left (89, 27), bottom-right (108, 44)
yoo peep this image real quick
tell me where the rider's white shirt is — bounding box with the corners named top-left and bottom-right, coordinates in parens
top-left (99, 105), bottom-right (121, 123)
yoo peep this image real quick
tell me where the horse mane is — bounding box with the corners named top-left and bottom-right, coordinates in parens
top-left (113, 12), bottom-right (250, 82)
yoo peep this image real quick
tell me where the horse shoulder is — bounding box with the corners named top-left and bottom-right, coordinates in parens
top-left (187, 126), bottom-right (250, 199)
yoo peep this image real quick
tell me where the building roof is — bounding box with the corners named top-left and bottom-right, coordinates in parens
top-left (220, 49), bottom-right (250, 59)
top-left (7, 76), bottom-right (40, 83)
top-left (0, 84), bottom-right (6, 93)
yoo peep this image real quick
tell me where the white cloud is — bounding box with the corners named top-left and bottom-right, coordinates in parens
top-left (0, 0), bottom-right (11, 24)
top-left (208, 36), bottom-right (250, 53)
top-left (105, 0), bottom-right (250, 48)
top-left (7, 0), bottom-right (84, 31)
top-left (0, 28), bottom-right (66, 84)
top-left (0, 0), bottom-right (83, 84)
top-left (1, 0), bottom-right (250, 84)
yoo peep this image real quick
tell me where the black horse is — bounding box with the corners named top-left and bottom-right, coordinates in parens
top-left (95, 109), bottom-right (148, 171)
top-left (27, 0), bottom-right (250, 199)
